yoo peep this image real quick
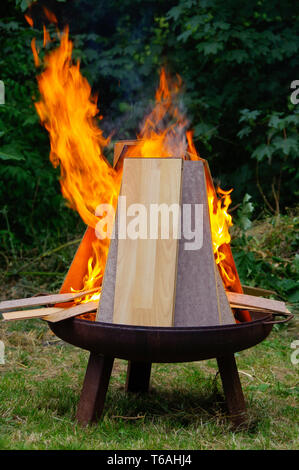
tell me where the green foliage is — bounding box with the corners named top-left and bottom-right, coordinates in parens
top-left (232, 208), bottom-right (299, 308)
top-left (235, 193), bottom-right (254, 231)
top-left (0, 0), bottom-right (298, 250)
top-left (238, 108), bottom-right (299, 213)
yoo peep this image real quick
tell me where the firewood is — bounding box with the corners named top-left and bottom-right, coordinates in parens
top-left (2, 307), bottom-right (63, 321)
top-left (109, 158), bottom-right (182, 327)
top-left (44, 301), bottom-right (98, 323)
top-left (0, 288), bottom-right (99, 313)
top-left (226, 292), bottom-right (287, 314)
top-left (174, 160), bottom-right (235, 326)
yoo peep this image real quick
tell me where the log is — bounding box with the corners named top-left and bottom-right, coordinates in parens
top-left (2, 293), bottom-right (287, 323)
top-left (2, 307), bottom-right (62, 321)
top-left (1, 301), bottom-right (98, 322)
top-left (45, 301), bottom-right (98, 323)
top-left (226, 292), bottom-right (287, 314)
top-left (0, 288), bottom-right (99, 313)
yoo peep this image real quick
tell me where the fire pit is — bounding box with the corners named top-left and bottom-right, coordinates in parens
top-left (41, 152), bottom-right (293, 428)
top-left (48, 310), bottom-right (292, 427)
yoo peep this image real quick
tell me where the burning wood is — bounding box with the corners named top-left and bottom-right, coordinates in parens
top-left (0, 19), bottom-right (289, 327)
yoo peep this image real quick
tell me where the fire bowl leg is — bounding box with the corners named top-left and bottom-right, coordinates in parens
top-left (125, 361), bottom-right (152, 393)
top-left (216, 354), bottom-right (247, 427)
top-left (76, 353), bottom-right (114, 426)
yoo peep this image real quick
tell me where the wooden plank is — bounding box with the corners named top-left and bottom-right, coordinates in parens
top-left (241, 285), bottom-right (276, 297)
top-left (0, 288), bottom-right (99, 313)
top-left (174, 160), bottom-right (235, 326)
top-left (96, 212), bottom-right (119, 323)
top-left (113, 140), bottom-right (138, 168)
top-left (45, 301), bottom-right (98, 323)
top-left (112, 158), bottom-right (182, 327)
top-left (2, 307), bottom-right (62, 321)
top-left (226, 292), bottom-right (287, 314)
top-left (215, 264), bottom-right (236, 325)
top-left (230, 304), bottom-right (267, 312)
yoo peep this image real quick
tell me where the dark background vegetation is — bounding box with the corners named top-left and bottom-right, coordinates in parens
top-left (0, 0), bottom-right (298, 304)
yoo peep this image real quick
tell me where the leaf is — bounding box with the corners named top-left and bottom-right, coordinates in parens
top-left (237, 126), bottom-right (252, 139)
top-left (236, 193), bottom-right (254, 231)
top-left (0, 150), bottom-right (25, 161)
top-left (177, 30), bottom-right (193, 43)
top-left (251, 144), bottom-right (274, 162)
top-left (17, 0), bottom-right (31, 12)
top-left (198, 42), bottom-right (224, 55)
top-left (166, 6), bottom-right (183, 22)
top-left (268, 113), bottom-right (284, 129)
top-left (239, 109), bottom-right (261, 123)
top-left (272, 136), bottom-right (298, 156)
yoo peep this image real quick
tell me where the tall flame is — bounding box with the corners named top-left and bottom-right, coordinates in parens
top-left (126, 68), bottom-right (189, 159)
top-left (29, 17), bottom-right (247, 319)
top-left (32, 24), bottom-right (121, 307)
top-left (127, 69), bottom-right (237, 290)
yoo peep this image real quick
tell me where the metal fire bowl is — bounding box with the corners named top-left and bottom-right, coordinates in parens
top-left (48, 311), bottom-right (279, 363)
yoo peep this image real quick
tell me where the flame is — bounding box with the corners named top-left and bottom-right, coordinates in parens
top-left (126, 68), bottom-right (189, 159)
top-left (32, 25), bottom-right (121, 309)
top-left (207, 186), bottom-right (236, 286)
top-left (43, 7), bottom-right (58, 24)
top-left (30, 17), bottom-right (246, 320)
top-left (72, 240), bottom-right (103, 305)
top-left (25, 14), bottom-right (34, 27)
top-left (125, 68), bottom-right (237, 291)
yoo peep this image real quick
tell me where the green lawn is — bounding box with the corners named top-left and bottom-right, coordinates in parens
top-left (0, 315), bottom-right (298, 450)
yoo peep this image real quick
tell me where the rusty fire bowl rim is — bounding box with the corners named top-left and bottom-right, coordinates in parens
top-left (48, 311), bottom-right (276, 363)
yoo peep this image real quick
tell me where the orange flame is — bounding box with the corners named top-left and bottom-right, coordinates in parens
top-left (25, 14), bottom-right (34, 27)
top-left (126, 68), bottom-right (189, 159)
top-left (125, 68), bottom-right (237, 292)
top-left (32, 25), bottom-right (121, 307)
top-left (208, 186), bottom-right (235, 286)
top-left (30, 19), bottom-right (245, 319)
top-left (43, 7), bottom-right (58, 25)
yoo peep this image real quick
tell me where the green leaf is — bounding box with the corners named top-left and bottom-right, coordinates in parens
top-left (239, 109), bottom-right (261, 123)
top-left (0, 150), bottom-right (25, 161)
top-left (237, 126), bottom-right (252, 139)
top-left (236, 193), bottom-right (254, 231)
top-left (272, 136), bottom-right (298, 156)
top-left (200, 42), bottom-right (224, 55)
top-left (251, 144), bottom-right (274, 162)
top-left (166, 6), bottom-right (183, 22)
top-left (16, 0), bottom-right (31, 12)
top-left (268, 113), bottom-right (284, 129)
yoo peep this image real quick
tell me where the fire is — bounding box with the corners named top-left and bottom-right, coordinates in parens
top-left (29, 15), bottom-right (246, 319)
top-left (207, 187), bottom-right (235, 286)
top-left (31, 24), bottom-right (121, 306)
top-left (126, 68), bottom-right (189, 159)
top-left (128, 69), bottom-right (236, 289)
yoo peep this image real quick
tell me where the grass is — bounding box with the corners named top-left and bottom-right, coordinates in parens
top-left (0, 210), bottom-right (298, 450)
top-left (0, 318), bottom-right (298, 450)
